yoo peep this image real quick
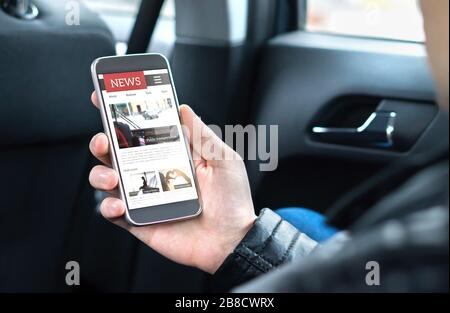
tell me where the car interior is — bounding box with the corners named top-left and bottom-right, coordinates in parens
top-left (0, 0), bottom-right (448, 292)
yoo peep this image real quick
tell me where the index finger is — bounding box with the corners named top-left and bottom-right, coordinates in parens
top-left (91, 91), bottom-right (100, 109)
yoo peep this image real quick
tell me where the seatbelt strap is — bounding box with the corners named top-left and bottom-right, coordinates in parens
top-left (127, 0), bottom-right (165, 54)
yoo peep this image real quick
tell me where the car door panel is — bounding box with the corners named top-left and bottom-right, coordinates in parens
top-left (247, 32), bottom-right (448, 212)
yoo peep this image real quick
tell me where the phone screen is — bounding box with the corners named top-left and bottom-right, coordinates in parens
top-left (97, 69), bottom-right (198, 211)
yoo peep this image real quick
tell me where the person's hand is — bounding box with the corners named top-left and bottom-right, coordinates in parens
top-left (89, 92), bottom-right (257, 274)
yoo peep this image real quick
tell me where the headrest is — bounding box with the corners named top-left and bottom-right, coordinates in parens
top-left (0, 0), bottom-right (115, 146)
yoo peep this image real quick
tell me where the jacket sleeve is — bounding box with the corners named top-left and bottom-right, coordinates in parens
top-left (211, 208), bottom-right (318, 291)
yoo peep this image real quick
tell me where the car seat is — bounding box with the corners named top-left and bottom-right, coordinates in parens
top-left (0, 0), bottom-right (118, 292)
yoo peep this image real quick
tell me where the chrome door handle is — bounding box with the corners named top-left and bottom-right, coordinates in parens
top-left (312, 111), bottom-right (397, 148)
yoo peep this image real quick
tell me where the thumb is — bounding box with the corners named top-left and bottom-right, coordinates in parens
top-left (179, 105), bottom-right (233, 162)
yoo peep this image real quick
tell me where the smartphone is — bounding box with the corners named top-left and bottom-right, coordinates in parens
top-left (91, 53), bottom-right (202, 226)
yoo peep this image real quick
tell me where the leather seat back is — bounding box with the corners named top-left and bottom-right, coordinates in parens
top-left (0, 0), bottom-right (115, 292)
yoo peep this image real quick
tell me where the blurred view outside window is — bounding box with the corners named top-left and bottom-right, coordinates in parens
top-left (306, 0), bottom-right (425, 42)
top-left (82, 0), bottom-right (176, 54)
top-left (82, 0), bottom-right (175, 19)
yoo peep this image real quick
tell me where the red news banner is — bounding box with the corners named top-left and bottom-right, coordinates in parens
top-left (103, 71), bottom-right (148, 92)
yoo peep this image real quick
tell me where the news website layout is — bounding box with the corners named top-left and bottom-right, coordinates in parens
top-left (98, 69), bottom-right (198, 210)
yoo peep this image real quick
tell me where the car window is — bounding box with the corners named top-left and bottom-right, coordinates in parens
top-left (82, 0), bottom-right (175, 54)
top-left (304, 0), bottom-right (425, 42)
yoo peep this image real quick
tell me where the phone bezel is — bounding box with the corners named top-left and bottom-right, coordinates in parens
top-left (91, 53), bottom-right (202, 226)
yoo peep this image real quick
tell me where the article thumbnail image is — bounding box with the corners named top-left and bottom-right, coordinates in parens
top-left (127, 171), bottom-right (160, 197)
top-left (110, 104), bottom-right (180, 149)
top-left (159, 168), bottom-right (193, 192)
top-left (110, 99), bottom-right (173, 128)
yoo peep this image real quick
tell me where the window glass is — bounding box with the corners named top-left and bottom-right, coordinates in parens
top-left (306, 0), bottom-right (425, 42)
top-left (82, 0), bottom-right (176, 54)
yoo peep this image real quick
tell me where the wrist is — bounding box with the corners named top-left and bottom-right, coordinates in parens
top-left (201, 214), bottom-right (257, 274)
